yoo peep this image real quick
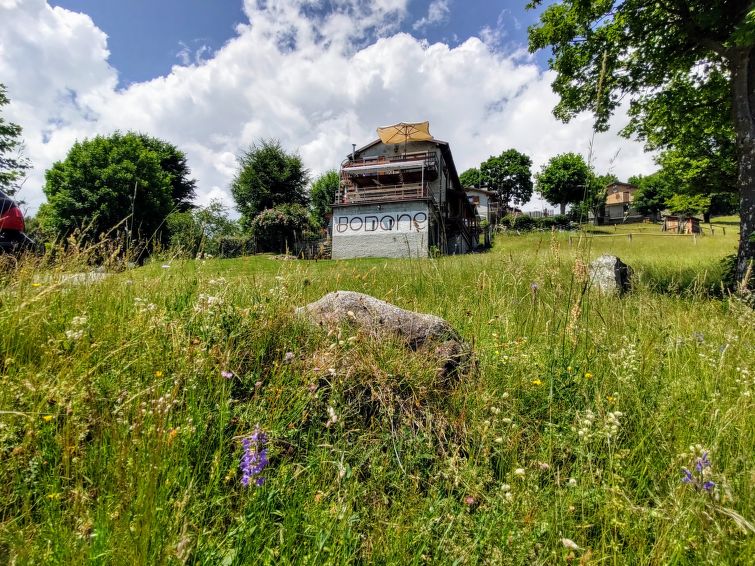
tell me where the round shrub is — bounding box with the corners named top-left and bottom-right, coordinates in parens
top-left (251, 203), bottom-right (312, 253)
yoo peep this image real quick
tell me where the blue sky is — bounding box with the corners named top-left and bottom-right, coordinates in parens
top-left (51, 1), bottom-right (551, 87)
top-left (2, 0), bottom-right (653, 212)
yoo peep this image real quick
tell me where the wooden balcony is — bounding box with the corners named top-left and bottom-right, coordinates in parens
top-left (341, 151), bottom-right (438, 174)
top-left (336, 182), bottom-right (431, 205)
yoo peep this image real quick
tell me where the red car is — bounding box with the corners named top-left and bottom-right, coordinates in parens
top-left (0, 190), bottom-right (40, 254)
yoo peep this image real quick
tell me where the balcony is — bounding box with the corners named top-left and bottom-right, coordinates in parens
top-left (341, 151), bottom-right (438, 175)
top-left (606, 192), bottom-right (633, 205)
top-left (336, 182), bottom-right (431, 205)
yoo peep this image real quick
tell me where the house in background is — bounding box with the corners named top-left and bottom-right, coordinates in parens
top-left (603, 182), bottom-right (641, 223)
top-left (465, 187), bottom-right (500, 247)
top-left (332, 122), bottom-right (478, 259)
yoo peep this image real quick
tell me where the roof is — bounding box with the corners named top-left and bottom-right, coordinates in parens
top-left (465, 187), bottom-right (498, 197)
top-left (606, 182), bottom-right (638, 190)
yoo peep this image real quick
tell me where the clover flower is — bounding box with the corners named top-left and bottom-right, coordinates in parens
top-left (240, 425), bottom-right (269, 487)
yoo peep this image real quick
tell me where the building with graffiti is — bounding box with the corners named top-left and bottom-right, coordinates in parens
top-left (332, 122), bottom-right (478, 259)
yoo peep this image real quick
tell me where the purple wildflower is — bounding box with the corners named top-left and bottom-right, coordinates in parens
top-left (681, 450), bottom-right (716, 494)
top-left (240, 425), bottom-right (269, 487)
top-left (221, 370), bottom-right (234, 379)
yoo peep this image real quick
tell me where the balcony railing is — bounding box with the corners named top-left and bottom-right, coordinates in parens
top-left (606, 193), bottom-right (633, 205)
top-left (341, 151), bottom-right (438, 174)
top-left (336, 182), bottom-right (431, 205)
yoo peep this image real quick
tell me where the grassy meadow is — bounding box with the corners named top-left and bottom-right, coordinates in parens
top-left (0, 221), bottom-right (753, 564)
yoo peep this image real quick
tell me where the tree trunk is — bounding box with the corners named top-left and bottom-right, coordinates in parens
top-left (731, 47), bottom-right (755, 282)
top-left (560, 202), bottom-right (566, 215)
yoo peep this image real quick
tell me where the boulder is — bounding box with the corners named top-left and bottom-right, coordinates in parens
top-left (296, 291), bottom-right (470, 377)
top-left (589, 255), bottom-right (633, 295)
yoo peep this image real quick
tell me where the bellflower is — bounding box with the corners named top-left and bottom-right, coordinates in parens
top-left (240, 425), bottom-right (269, 487)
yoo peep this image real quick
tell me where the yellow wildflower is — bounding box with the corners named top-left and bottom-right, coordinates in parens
top-left (32, 283), bottom-right (42, 288)
top-left (154, 371), bottom-right (163, 378)
top-left (585, 372), bottom-right (593, 380)
top-left (531, 379), bottom-right (543, 386)
top-left (42, 415), bottom-right (54, 422)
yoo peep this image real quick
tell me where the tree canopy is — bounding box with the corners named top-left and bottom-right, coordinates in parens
top-left (479, 149), bottom-right (533, 208)
top-left (136, 134), bottom-right (196, 212)
top-left (528, 0), bottom-right (755, 278)
top-left (0, 84), bottom-right (30, 196)
top-left (309, 170), bottom-right (339, 229)
top-left (535, 153), bottom-right (591, 215)
top-left (629, 172), bottom-right (673, 218)
top-left (459, 168), bottom-right (482, 189)
top-left (231, 139), bottom-right (309, 229)
top-left (42, 131), bottom-right (196, 246)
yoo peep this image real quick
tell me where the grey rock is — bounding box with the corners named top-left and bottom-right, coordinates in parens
top-left (297, 291), bottom-right (470, 376)
top-left (589, 254), bottom-right (633, 295)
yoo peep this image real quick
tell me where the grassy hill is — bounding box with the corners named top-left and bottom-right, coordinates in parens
top-left (0, 224), bottom-right (753, 564)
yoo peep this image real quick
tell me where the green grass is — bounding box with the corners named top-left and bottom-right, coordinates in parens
top-left (0, 224), bottom-right (753, 564)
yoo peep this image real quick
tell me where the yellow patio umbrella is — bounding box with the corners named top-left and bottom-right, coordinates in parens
top-left (376, 121), bottom-right (434, 146)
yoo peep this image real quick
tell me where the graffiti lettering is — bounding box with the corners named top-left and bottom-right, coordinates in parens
top-left (334, 211), bottom-right (428, 235)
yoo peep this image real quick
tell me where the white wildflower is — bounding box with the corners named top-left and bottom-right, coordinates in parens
top-left (561, 538), bottom-right (579, 550)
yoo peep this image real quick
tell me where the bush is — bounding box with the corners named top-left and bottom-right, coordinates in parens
top-left (250, 203), bottom-right (312, 253)
top-left (166, 211), bottom-right (203, 257)
top-left (217, 236), bottom-right (256, 258)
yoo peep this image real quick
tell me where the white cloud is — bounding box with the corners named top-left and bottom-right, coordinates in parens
top-left (413, 0), bottom-right (451, 31)
top-left (0, 0), bottom-right (655, 216)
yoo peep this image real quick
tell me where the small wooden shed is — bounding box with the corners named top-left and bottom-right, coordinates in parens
top-left (662, 215), bottom-right (702, 234)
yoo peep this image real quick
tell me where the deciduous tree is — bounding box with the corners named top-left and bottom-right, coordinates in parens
top-left (0, 84), bottom-right (30, 195)
top-left (459, 168), bottom-right (482, 188)
top-left (535, 153), bottom-right (590, 215)
top-left (629, 172), bottom-right (674, 218)
top-left (309, 170), bottom-right (339, 229)
top-left (528, 0), bottom-right (755, 278)
top-left (231, 139), bottom-right (309, 229)
top-left (479, 149), bottom-right (533, 208)
top-left (42, 132), bottom-right (196, 246)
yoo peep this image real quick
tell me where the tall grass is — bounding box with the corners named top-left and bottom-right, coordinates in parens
top-left (0, 227), bottom-right (752, 564)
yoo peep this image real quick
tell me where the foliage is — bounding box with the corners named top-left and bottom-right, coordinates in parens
top-left (136, 134), bottom-right (197, 212)
top-left (629, 172), bottom-right (674, 217)
top-left (309, 170), bottom-right (339, 229)
top-left (167, 200), bottom-right (240, 258)
top-left (0, 83), bottom-right (30, 195)
top-left (459, 167), bottom-right (482, 188)
top-left (535, 153), bottom-right (591, 215)
top-left (0, 227), bottom-right (751, 563)
top-left (571, 172), bottom-right (619, 222)
top-left (666, 194), bottom-right (712, 216)
top-left (217, 235), bottom-right (256, 258)
top-left (42, 131), bottom-right (197, 248)
top-left (479, 149), bottom-right (533, 208)
top-left (501, 213), bottom-right (571, 231)
top-left (250, 203), bottom-right (312, 253)
top-left (527, 0), bottom-right (755, 278)
top-left (231, 139), bottom-right (309, 229)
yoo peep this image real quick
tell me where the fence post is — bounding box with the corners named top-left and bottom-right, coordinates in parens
top-left (628, 233), bottom-right (633, 242)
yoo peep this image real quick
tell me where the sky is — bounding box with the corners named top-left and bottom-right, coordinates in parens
top-left (0, 0), bottom-right (656, 213)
